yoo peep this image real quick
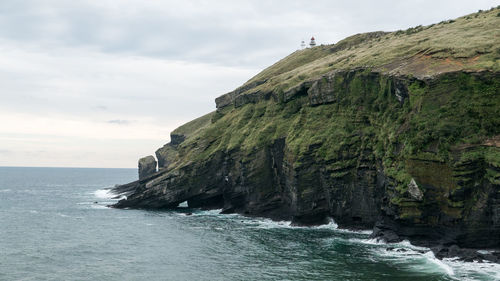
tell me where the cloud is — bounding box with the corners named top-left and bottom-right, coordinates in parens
top-left (0, 39), bottom-right (257, 167)
top-left (0, 39), bottom-right (258, 120)
top-left (0, 0), bottom-right (497, 68)
top-left (107, 119), bottom-right (133, 125)
top-left (0, 0), bottom-right (498, 168)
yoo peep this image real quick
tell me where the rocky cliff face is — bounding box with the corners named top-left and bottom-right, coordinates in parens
top-left (138, 155), bottom-right (157, 180)
top-left (113, 8), bottom-right (500, 261)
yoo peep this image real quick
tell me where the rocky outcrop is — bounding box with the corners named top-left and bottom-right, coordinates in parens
top-left (407, 178), bottom-right (423, 201)
top-left (112, 9), bottom-right (500, 261)
top-left (138, 156), bottom-right (157, 180)
top-left (155, 133), bottom-right (184, 169)
top-left (170, 134), bottom-right (185, 146)
top-left (215, 79), bottom-right (267, 109)
top-left (113, 68), bottom-right (500, 262)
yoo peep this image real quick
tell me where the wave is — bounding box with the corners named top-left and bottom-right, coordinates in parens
top-left (348, 236), bottom-right (500, 280)
top-left (191, 210), bottom-right (373, 235)
top-left (93, 188), bottom-right (127, 200)
top-left (443, 258), bottom-right (500, 281)
top-left (111, 206), bottom-right (498, 279)
top-left (93, 189), bottom-right (115, 199)
top-left (248, 217), bottom-right (373, 235)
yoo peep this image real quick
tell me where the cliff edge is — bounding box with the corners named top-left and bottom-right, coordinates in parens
top-left (113, 8), bottom-right (500, 262)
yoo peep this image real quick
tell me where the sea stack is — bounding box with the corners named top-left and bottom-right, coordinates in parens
top-left (138, 155), bottom-right (157, 180)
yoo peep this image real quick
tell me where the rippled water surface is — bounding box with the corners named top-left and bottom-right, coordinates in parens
top-left (1, 167), bottom-right (499, 281)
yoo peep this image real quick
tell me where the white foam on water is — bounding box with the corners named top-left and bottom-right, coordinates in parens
top-left (192, 213), bottom-right (373, 234)
top-left (93, 189), bottom-right (115, 199)
top-left (321, 218), bottom-right (373, 234)
top-left (348, 237), bottom-right (388, 245)
top-left (249, 218), bottom-right (292, 229)
top-left (165, 209), bottom-right (499, 280)
top-left (347, 236), bottom-right (500, 280)
top-left (423, 251), bottom-right (455, 276)
top-left (319, 218), bottom-right (338, 228)
top-left (365, 242), bottom-right (455, 277)
top-left (194, 209), bottom-right (224, 216)
top-left (443, 258), bottom-right (500, 281)
top-left (227, 216), bottom-right (366, 232)
top-left (0, 189), bottom-right (11, 192)
top-left (477, 250), bottom-right (494, 255)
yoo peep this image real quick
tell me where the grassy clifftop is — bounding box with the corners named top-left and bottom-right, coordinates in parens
top-left (235, 7), bottom-right (500, 97)
top-left (164, 6), bottom-right (500, 171)
top-left (121, 8), bottom-right (500, 249)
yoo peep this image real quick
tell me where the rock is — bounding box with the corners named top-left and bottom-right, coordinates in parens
top-left (393, 79), bottom-right (409, 104)
top-left (282, 81), bottom-right (312, 102)
top-left (155, 143), bottom-right (179, 169)
top-left (114, 66), bottom-right (500, 262)
top-left (407, 178), bottom-right (423, 201)
top-left (431, 244), bottom-right (500, 263)
top-left (215, 79), bottom-right (267, 109)
top-left (170, 134), bottom-right (186, 146)
top-left (138, 155), bottom-right (157, 180)
top-left (307, 72), bottom-right (338, 106)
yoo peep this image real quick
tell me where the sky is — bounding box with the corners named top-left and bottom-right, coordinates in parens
top-left (0, 0), bottom-right (498, 168)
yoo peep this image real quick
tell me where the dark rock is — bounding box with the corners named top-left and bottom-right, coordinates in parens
top-left (372, 219), bottom-right (402, 243)
top-left (392, 78), bottom-right (409, 105)
top-left (170, 134), bottom-right (185, 146)
top-left (307, 72), bottom-right (338, 106)
top-left (282, 81), bottom-right (312, 102)
top-left (138, 155), bottom-right (157, 180)
top-left (155, 143), bottom-right (179, 169)
top-left (215, 79), bottom-right (267, 109)
top-left (114, 70), bottom-right (500, 263)
top-left (431, 244), bottom-right (500, 263)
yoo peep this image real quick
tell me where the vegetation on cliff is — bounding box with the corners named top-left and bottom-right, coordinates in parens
top-left (116, 7), bottom-right (500, 257)
top-left (169, 7), bottom-right (500, 187)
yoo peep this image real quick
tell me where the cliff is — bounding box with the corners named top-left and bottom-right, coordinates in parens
top-left (113, 8), bottom-right (500, 261)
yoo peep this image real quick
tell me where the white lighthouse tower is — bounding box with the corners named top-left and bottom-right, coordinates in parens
top-left (309, 36), bottom-right (316, 47)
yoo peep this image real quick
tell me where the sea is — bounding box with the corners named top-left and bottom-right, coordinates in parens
top-left (1, 167), bottom-right (499, 281)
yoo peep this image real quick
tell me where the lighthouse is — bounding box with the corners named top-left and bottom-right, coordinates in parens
top-left (309, 36), bottom-right (316, 47)
top-left (300, 40), bottom-right (306, 49)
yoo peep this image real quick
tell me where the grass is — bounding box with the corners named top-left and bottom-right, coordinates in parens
top-left (231, 7), bottom-right (500, 98)
top-left (160, 7), bottom-right (500, 196)
top-left (171, 111), bottom-right (215, 137)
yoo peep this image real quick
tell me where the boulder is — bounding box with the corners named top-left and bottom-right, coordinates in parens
top-left (407, 178), bottom-right (423, 201)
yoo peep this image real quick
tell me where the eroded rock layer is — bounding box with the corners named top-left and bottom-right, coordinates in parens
top-left (113, 8), bottom-right (500, 261)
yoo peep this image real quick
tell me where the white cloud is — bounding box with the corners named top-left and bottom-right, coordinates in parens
top-left (0, 0), bottom-right (498, 168)
top-left (0, 40), bottom-right (257, 167)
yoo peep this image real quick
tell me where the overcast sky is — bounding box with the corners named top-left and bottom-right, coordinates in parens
top-left (0, 0), bottom-right (498, 168)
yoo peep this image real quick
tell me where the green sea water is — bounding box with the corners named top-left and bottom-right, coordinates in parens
top-left (1, 167), bottom-right (498, 281)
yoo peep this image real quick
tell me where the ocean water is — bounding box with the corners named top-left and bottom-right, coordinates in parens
top-left (1, 167), bottom-right (499, 281)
